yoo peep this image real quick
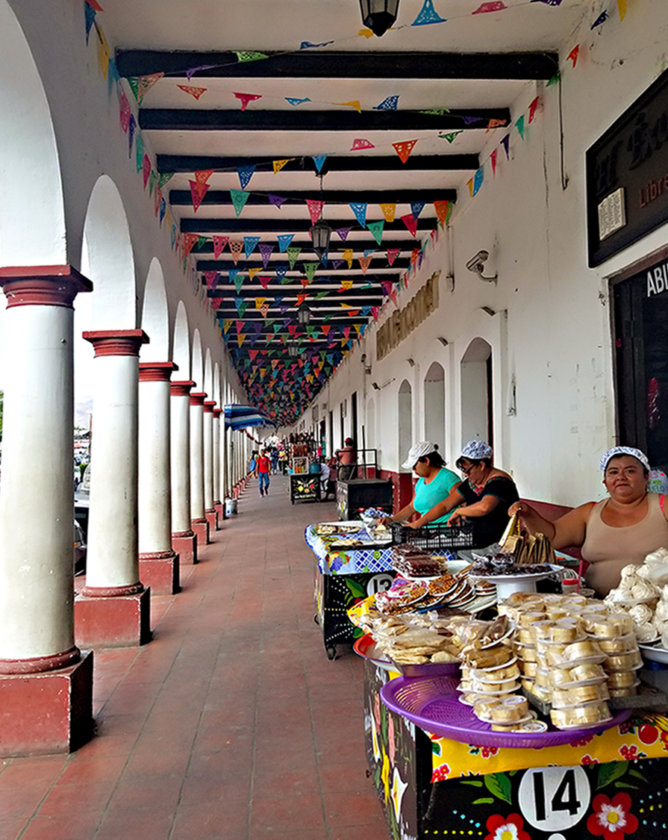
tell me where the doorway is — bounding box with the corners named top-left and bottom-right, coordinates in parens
top-left (612, 250), bottom-right (668, 475)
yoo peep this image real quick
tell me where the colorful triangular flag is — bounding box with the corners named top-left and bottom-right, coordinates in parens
top-left (234, 92), bottom-right (262, 111)
top-left (392, 139), bottom-right (418, 164)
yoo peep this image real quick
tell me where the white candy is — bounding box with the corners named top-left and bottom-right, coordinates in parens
top-left (629, 604), bottom-right (654, 624)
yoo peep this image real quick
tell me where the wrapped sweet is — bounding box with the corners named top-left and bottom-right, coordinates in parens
top-left (550, 701), bottom-right (611, 729)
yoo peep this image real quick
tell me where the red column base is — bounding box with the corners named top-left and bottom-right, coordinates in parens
top-left (0, 651), bottom-right (94, 757)
top-left (191, 518), bottom-right (209, 547)
top-left (172, 531), bottom-right (197, 564)
top-left (205, 508), bottom-right (218, 533)
top-left (74, 587), bottom-right (151, 648)
top-left (139, 551), bottom-right (180, 595)
top-left (214, 501), bottom-right (224, 528)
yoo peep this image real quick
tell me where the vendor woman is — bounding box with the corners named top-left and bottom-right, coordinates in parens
top-left (407, 440), bottom-right (520, 547)
top-left (510, 446), bottom-right (668, 595)
top-left (382, 442), bottom-right (460, 526)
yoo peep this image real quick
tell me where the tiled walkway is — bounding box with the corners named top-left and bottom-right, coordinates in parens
top-left (0, 476), bottom-right (388, 840)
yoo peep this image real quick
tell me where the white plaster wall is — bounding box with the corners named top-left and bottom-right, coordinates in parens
top-left (299, 3), bottom-right (668, 506)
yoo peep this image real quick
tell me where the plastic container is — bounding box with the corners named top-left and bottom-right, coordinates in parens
top-left (391, 521), bottom-right (473, 550)
top-left (550, 701), bottom-right (612, 730)
top-left (551, 682), bottom-right (609, 708)
top-left (605, 650), bottom-right (643, 671)
top-left (598, 634), bottom-right (639, 654)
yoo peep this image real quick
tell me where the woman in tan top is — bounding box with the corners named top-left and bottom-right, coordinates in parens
top-left (509, 447), bottom-right (668, 595)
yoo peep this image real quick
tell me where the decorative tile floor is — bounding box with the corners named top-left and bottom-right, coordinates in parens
top-left (0, 476), bottom-right (388, 840)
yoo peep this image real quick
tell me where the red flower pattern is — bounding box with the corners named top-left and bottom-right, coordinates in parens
top-left (619, 745), bottom-right (639, 761)
top-left (431, 763), bottom-right (450, 782)
top-left (485, 813), bottom-right (531, 840)
top-left (582, 754), bottom-right (599, 765)
top-left (587, 792), bottom-right (639, 840)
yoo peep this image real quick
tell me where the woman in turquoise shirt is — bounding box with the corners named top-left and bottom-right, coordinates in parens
top-left (382, 442), bottom-right (460, 526)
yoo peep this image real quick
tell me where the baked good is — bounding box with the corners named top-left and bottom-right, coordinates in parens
top-left (607, 670), bottom-right (639, 689)
top-left (567, 663), bottom-right (607, 683)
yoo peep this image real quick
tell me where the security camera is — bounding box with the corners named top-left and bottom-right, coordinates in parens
top-left (465, 250), bottom-right (497, 283)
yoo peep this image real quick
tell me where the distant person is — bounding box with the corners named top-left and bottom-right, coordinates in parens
top-left (255, 449), bottom-right (271, 497)
top-left (323, 458), bottom-right (337, 501)
top-left (271, 449), bottom-right (279, 475)
top-left (337, 437), bottom-right (357, 481)
top-left (249, 450), bottom-right (258, 475)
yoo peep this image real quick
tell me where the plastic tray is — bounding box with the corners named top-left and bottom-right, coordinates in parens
top-left (352, 634), bottom-right (395, 673)
top-left (380, 674), bottom-right (630, 748)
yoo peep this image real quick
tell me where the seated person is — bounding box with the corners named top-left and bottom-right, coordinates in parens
top-left (382, 442), bottom-right (460, 527)
top-left (408, 440), bottom-right (519, 548)
top-left (510, 446), bottom-right (668, 596)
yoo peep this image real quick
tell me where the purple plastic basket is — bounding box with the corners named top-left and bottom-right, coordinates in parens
top-left (380, 675), bottom-right (631, 749)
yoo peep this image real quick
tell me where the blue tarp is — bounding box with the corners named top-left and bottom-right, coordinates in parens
top-left (223, 404), bottom-right (275, 430)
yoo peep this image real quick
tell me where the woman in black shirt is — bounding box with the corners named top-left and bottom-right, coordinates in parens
top-left (408, 440), bottom-right (519, 547)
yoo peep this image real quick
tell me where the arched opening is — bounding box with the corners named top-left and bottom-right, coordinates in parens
top-left (204, 348), bottom-right (213, 397)
top-left (80, 175), bottom-right (136, 330)
top-left (424, 361), bottom-right (445, 447)
top-left (398, 379), bottom-right (412, 469)
top-left (0, 1), bottom-right (66, 266)
top-left (213, 362), bottom-right (221, 405)
top-left (75, 175), bottom-right (136, 423)
top-left (140, 258), bottom-right (169, 362)
top-left (191, 330), bottom-right (203, 391)
top-left (172, 302), bottom-right (190, 379)
top-left (460, 338), bottom-right (493, 447)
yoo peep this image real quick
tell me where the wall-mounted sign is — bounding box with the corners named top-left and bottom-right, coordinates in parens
top-left (586, 69), bottom-right (668, 267)
top-left (376, 271), bottom-right (440, 361)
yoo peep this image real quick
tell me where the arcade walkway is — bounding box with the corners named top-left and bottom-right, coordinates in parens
top-left (0, 477), bottom-right (387, 840)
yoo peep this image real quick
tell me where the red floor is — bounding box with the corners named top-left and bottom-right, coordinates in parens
top-left (0, 476), bottom-right (388, 840)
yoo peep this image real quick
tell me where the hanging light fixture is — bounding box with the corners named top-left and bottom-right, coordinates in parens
top-left (297, 305), bottom-right (312, 326)
top-left (359, 0), bottom-right (399, 37)
top-left (309, 173), bottom-right (332, 259)
top-left (287, 342), bottom-right (299, 358)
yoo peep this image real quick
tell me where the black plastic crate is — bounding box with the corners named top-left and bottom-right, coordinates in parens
top-left (390, 521), bottom-right (474, 550)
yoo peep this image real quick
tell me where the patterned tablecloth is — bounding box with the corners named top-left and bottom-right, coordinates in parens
top-left (305, 524), bottom-right (456, 576)
top-left (429, 713), bottom-right (668, 782)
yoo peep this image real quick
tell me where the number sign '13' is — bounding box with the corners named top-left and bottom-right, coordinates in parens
top-left (518, 767), bottom-right (591, 833)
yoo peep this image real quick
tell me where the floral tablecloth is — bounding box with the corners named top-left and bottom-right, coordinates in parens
top-left (430, 713), bottom-right (668, 782)
top-left (305, 524), bottom-right (456, 575)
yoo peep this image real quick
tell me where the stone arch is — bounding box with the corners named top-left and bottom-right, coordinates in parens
top-left (172, 301), bottom-right (190, 379)
top-left (0, 1), bottom-right (66, 266)
top-left (460, 338), bottom-right (493, 447)
top-left (140, 258), bottom-right (170, 362)
top-left (191, 329), bottom-right (203, 390)
top-left (398, 379), bottom-right (413, 470)
top-left (424, 361), bottom-right (445, 448)
top-left (204, 348), bottom-right (213, 397)
top-left (80, 175), bottom-right (136, 329)
top-left (213, 362), bottom-right (221, 405)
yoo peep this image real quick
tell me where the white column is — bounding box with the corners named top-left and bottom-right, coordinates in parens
top-left (138, 362), bottom-right (177, 557)
top-left (212, 407), bottom-right (222, 506)
top-left (81, 329), bottom-right (148, 593)
top-left (203, 400), bottom-right (215, 513)
top-left (189, 392), bottom-right (206, 525)
top-left (170, 380), bottom-right (194, 536)
top-left (0, 268), bottom-right (91, 669)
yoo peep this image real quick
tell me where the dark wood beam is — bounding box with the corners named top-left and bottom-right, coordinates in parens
top-left (181, 217), bottom-right (428, 234)
top-left (193, 238), bottom-right (414, 254)
top-left (170, 188), bottom-right (455, 206)
top-left (197, 260), bottom-right (409, 271)
top-left (157, 153), bottom-right (479, 174)
top-left (140, 108), bottom-right (508, 132)
top-left (116, 50), bottom-right (558, 81)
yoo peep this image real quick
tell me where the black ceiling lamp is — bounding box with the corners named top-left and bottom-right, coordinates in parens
top-left (309, 173), bottom-right (332, 259)
top-left (359, 0), bottom-right (399, 37)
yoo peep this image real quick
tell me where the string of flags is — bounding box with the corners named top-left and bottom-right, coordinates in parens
top-left (84, 0), bottom-right (629, 425)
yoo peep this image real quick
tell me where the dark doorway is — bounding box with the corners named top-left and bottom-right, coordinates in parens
top-left (612, 250), bottom-right (668, 474)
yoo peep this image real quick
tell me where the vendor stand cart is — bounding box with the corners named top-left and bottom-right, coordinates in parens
top-left (305, 524), bottom-right (460, 660)
top-left (336, 478), bottom-right (393, 521)
top-left (364, 659), bottom-right (668, 840)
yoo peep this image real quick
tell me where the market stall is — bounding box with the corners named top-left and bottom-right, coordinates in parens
top-left (353, 545), bottom-right (668, 840)
top-left (305, 517), bottom-right (481, 659)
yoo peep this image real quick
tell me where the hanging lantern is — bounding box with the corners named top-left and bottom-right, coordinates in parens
top-left (297, 305), bottom-right (312, 326)
top-left (310, 218), bottom-right (332, 259)
top-left (359, 0), bottom-right (399, 37)
top-left (287, 343), bottom-right (299, 358)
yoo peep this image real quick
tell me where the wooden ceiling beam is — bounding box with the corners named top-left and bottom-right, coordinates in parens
top-left (157, 153), bottom-right (479, 174)
top-left (116, 50), bottom-right (558, 81)
top-left (193, 238), bottom-right (414, 254)
top-left (170, 188), bottom-right (456, 205)
top-left (140, 108), bottom-right (508, 132)
top-left (182, 217), bottom-right (428, 233)
top-left (197, 259), bottom-right (409, 271)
